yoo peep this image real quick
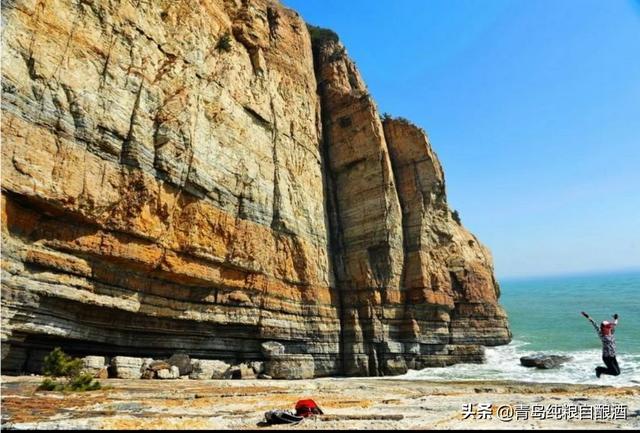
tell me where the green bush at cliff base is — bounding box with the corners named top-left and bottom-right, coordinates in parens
top-left (307, 24), bottom-right (339, 47)
top-left (42, 347), bottom-right (83, 377)
top-left (38, 377), bottom-right (64, 391)
top-left (68, 373), bottom-right (102, 391)
top-left (38, 347), bottom-right (101, 392)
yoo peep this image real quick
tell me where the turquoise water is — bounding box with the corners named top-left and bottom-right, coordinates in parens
top-left (398, 270), bottom-right (640, 386)
top-left (501, 270), bottom-right (640, 354)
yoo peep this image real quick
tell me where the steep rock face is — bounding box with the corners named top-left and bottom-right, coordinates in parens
top-left (1, 0), bottom-right (510, 376)
top-left (382, 119), bottom-right (511, 355)
top-left (313, 40), bottom-right (405, 375)
top-left (1, 0), bottom-right (340, 375)
top-left (314, 39), bottom-right (510, 375)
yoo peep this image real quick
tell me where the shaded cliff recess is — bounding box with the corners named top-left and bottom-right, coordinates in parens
top-left (1, 0), bottom-right (510, 378)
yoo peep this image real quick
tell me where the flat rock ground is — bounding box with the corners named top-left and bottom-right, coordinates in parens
top-left (1, 376), bottom-right (638, 430)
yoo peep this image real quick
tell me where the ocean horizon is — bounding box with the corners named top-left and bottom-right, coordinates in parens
top-left (396, 270), bottom-right (640, 386)
top-left (498, 267), bottom-right (640, 283)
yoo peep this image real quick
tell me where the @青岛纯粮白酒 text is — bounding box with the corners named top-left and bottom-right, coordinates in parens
top-left (461, 403), bottom-right (628, 422)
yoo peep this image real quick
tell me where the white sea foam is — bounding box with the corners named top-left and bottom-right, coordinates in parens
top-left (392, 340), bottom-right (640, 387)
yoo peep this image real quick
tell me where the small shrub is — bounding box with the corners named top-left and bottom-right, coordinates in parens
top-left (68, 373), bottom-right (102, 391)
top-left (307, 24), bottom-right (339, 48)
top-left (380, 114), bottom-right (418, 128)
top-left (38, 348), bottom-right (101, 392)
top-left (451, 210), bottom-right (461, 225)
top-left (42, 347), bottom-right (83, 378)
top-left (328, 46), bottom-right (345, 63)
top-left (38, 377), bottom-right (63, 391)
top-left (216, 33), bottom-right (232, 52)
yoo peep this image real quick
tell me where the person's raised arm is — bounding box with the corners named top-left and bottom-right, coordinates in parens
top-left (582, 311), bottom-right (600, 334)
top-left (612, 313), bottom-right (619, 334)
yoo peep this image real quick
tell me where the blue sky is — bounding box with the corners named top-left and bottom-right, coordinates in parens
top-left (284, 0), bottom-right (640, 279)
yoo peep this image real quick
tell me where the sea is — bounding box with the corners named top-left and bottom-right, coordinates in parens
top-left (399, 270), bottom-right (640, 386)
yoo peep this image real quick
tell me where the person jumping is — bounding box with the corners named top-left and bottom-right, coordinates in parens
top-left (581, 311), bottom-right (620, 377)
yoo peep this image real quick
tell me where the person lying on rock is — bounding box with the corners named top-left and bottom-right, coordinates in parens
top-left (581, 311), bottom-right (620, 377)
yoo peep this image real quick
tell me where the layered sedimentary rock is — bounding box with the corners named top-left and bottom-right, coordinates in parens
top-left (1, 0), bottom-right (340, 375)
top-left (313, 39), bottom-right (405, 376)
top-left (1, 0), bottom-right (510, 377)
top-left (382, 119), bottom-right (510, 361)
top-left (314, 39), bottom-right (510, 375)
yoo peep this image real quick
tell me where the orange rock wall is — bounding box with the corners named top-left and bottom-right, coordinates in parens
top-left (1, 0), bottom-right (510, 376)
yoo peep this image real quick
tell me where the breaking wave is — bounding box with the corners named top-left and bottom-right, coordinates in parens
top-left (394, 340), bottom-right (640, 387)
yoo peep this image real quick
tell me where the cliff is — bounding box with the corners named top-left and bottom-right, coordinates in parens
top-left (1, 0), bottom-right (510, 377)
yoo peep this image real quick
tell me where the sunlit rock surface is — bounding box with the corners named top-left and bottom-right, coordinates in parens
top-left (1, 0), bottom-right (510, 377)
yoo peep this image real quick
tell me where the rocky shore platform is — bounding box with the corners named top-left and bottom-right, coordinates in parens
top-left (2, 376), bottom-right (638, 430)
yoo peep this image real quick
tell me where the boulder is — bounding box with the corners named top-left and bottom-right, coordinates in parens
top-left (94, 367), bottom-right (109, 379)
top-left (240, 363), bottom-right (256, 379)
top-left (210, 360), bottom-right (232, 379)
top-left (383, 356), bottom-right (408, 376)
top-left (82, 356), bottom-right (106, 376)
top-left (157, 365), bottom-right (180, 379)
top-left (111, 356), bottom-right (143, 379)
top-left (140, 358), bottom-right (154, 372)
top-left (189, 360), bottom-right (231, 380)
top-left (171, 365), bottom-right (181, 378)
top-left (383, 341), bottom-right (404, 354)
top-left (167, 353), bottom-right (192, 376)
top-left (265, 355), bottom-right (315, 379)
top-left (148, 361), bottom-right (171, 371)
top-left (250, 361), bottom-right (265, 375)
top-left (261, 341), bottom-right (285, 357)
top-left (141, 369), bottom-right (156, 380)
top-left (229, 363), bottom-right (256, 379)
top-left (520, 354), bottom-right (573, 369)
